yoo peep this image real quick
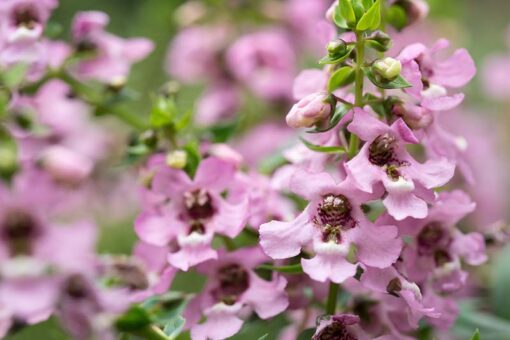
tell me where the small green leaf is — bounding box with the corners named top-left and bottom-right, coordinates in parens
top-left (387, 5), bottom-right (408, 31)
top-left (364, 68), bottom-right (411, 89)
top-left (470, 328), bottom-right (480, 340)
top-left (319, 45), bottom-right (355, 65)
top-left (338, 0), bottom-right (356, 26)
top-left (300, 138), bottom-right (346, 154)
top-left (365, 39), bottom-right (390, 52)
top-left (257, 263), bottom-right (304, 274)
top-left (115, 306), bottom-right (152, 332)
top-left (183, 141), bottom-right (201, 178)
top-left (163, 316), bottom-right (185, 339)
top-left (356, 0), bottom-right (381, 31)
top-left (1, 63), bottom-right (29, 88)
top-left (150, 97), bottom-right (177, 128)
top-left (307, 103), bottom-right (350, 134)
top-left (257, 334), bottom-right (269, 340)
top-left (328, 66), bottom-right (355, 92)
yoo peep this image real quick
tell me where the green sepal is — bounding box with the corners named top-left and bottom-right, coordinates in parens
top-left (300, 137), bottom-right (346, 154)
top-left (307, 102), bottom-right (351, 134)
top-left (319, 45), bottom-right (355, 65)
top-left (363, 67), bottom-right (412, 89)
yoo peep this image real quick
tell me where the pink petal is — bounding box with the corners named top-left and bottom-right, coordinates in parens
top-left (242, 273), bottom-right (288, 319)
top-left (209, 196), bottom-right (248, 238)
top-left (405, 157), bottom-right (455, 190)
top-left (432, 49), bottom-right (476, 88)
top-left (259, 205), bottom-right (314, 259)
top-left (352, 224), bottom-right (402, 268)
top-left (191, 303), bottom-right (244, 340)
top-left (289, 169), bottom-right (337, 200)
top-left (421, 93), bottom-right (464, 111)
top-left (391, 118), bottom-right (419, 144)
top-left (193, 157), bottom-right (236, 191)
top-left (151, 167), bottom-right (192, 198)
top-left (345, 145), bottom-right (381, 193)
top-left (383, 190), bottom-right (428, 221)
top-left (134, 211), bottom-right (179, 247)
top-left (451, 232), bottom-right (487, 266)
top-left (347, 108), bottom-right (390, 142)
top-left (133, 241), bottom-right (168, 272)
top-left (123, 38), bottom-right (154, 61)
top-left (168, 233), bottom-right (218, 271)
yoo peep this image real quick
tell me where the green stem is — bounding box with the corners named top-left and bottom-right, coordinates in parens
top-left (131, 325), bottom-right (169, 340)
top-left (348, 30), bottom-right (365, 159)
top-left (220, 235), bottom-right (236, 251)
top-left (326, 281), bottom-right (339, 315)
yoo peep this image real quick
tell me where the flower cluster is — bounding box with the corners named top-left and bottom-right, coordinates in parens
top-left (0, 0), bottom-right (507, 339)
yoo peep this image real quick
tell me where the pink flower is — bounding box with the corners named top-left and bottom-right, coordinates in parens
top-left (260, 170), bottom-right (402, 283)
top-left (165, 25), bottom-right (229, 84)
top-left (184, 247), bottom-right (288, 340)
top-left (135, 157), bottom-right (249, 271)
top-left (312, 314), bottom-right (369, 340)
top-left (0, 168), bottom-right (98, 323)
top-left (346, 108), bottom-right (455, 220)
top-left (397, 39), bottom-right (475, 111)
top-left (360, 266), bottom-right (440, 327)
top-left (286, 91), bottom-right (331, 128)
top-left (387, 190), bottom-right (486, 293)
top-left (70, 11), bottom-right (154, 83)
top-left (226, 29), bottom-right (296, 101)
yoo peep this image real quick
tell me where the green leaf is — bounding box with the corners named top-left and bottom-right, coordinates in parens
top-left (307, 103), bottom-right (351, 133)
top-left (183, 141), bottom-right (201, 178)
top-left (338, 0), bottom-right (356, 26)
top-left (163, 316), bottom-right (185, 339)
top-left (115, 306), bottom-right (152, 332)
top-left (0, 128), bottom-right (18, 181)
top-left (319, 45), bottom-right (355, 65)
top-left (490, 246), bottom-right (510, 320)
top-left (356, 0), bottom-right (381, 31)
top-left (257, 263), bottom-right (304, 274)
top-left (1, 63), bottom-right (29, 88)
top-left (257, 334), bottom-right (269, 340)
top-left (328, 66), bottom-right (355, 92)
top-left (150, 97), bottom-right (177, 128)
top-left (300, 138), bottom-right (346, 154)
top-left (471, 329), bottom-right (481, 340)
top-left (297, 328), bottom-right (316, 340)
top-left (363, 68), bottom-right (411, 89)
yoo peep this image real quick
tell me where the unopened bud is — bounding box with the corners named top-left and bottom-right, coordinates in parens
top-left (286, 92), bottom-right (331, 129)
top-left (166, 150), bottom-right (187, 169)
top-left (373, 58), bottom-right (402, 80)
top-left (366, 31), bottom-right (392, 52)
top-left (326, 39), bottom-right (347, 57)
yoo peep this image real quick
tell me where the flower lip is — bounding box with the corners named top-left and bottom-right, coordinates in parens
top-left (212, 263), bottom-right (250, 305)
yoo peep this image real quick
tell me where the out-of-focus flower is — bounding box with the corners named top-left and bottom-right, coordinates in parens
top-left (184, 247), bottom-right (288, 340)
top-left (70, 11), bottom-right (154, 84)
top-left (286, 92), bottom-right (331, 129)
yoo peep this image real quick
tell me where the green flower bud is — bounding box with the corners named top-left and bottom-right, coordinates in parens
top-left (166, 150), bottom-right (187, 169)
top-left (326, 39), bottom-right (347, 57)
top-left (372, 57), bottom-right (402, 80)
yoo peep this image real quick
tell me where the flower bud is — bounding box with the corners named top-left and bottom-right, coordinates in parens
top-left (166, 150), bottom-right (187, 169)
top-left (326, 39), bottom-right (347, 57)
top-left (395, 0), bottom-right (429, 26)
top-left (372, 57), bottom-right (402, 80)
top-left (286, 92), bottom-right (331, 129)
top-left (40, 146), bottom-right (93, 185)
top-left (366, 31), bottom-right (392, 52)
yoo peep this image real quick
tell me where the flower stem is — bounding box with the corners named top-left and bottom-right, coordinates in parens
top-left (326, 281), bottom-right (339, 315)
top-left (348, 30), bottom-right (365, 159)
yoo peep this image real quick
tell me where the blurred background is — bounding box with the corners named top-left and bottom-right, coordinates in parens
top-left (7, 0), bottom-right (510, 339)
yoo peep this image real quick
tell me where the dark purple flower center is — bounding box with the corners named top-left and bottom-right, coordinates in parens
top-left (313, 320), bottom-right (358, 340)
top-left (184, 189), bottom-right (216, 220)
top-left (417, 221), bottom-right (452, 258)
top-left (1, 209), bottom-right (41, 256)
top-left (75, 39), bottom-right (98, 53)
top-left (386, 277), bottom-right (403, 297)
top-left (63, 274), bottom-right (93, 300)
top-left (212, 263), bottom-right (249, 305)
top-left (12, 5), bottom-right (39, 29)
top-left (433, 249), bottom-right (452, 267)
top-left (368, 133), bottom-right (398, 167)
top-left (105, 257), bottom-right (150, 291)
top-left (316, 195), bottom-right (356, 243)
